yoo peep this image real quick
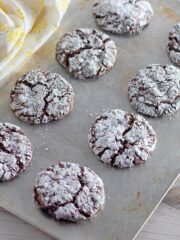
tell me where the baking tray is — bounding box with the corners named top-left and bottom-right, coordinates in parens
top-left (0, 0), bottom-right (180, 240)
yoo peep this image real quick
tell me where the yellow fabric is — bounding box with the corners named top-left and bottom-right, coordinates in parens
top-left (0, 0), bottom-right (70, 82)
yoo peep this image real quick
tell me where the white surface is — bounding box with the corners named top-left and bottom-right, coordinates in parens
top-left (138, 203), bottom-right (180, 240)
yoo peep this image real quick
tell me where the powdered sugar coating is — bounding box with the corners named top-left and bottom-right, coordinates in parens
top-left (0, 123), bottom-right (32, 181)
top-left (88, 109), bottom-right (156, 168)
top-left (56, 28), bottom-right (117, 80)
top-left (167, 22), bottom-right (180, 66)
top-left (128, 64), bottom-right (180, 117)
top-left (93, 0), bottom-right (153, 35)
top-left (10, 69), bottom-right (74, 125)
top-left (34, 162), bottom-right (105, 222)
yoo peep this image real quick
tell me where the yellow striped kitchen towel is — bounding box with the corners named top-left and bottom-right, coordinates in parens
top-left (0, 0), bottom-right (70, 82)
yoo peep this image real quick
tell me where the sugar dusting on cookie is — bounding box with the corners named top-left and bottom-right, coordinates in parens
top-left (93, 0), bottom-right (153, 35)
top-left (128, 64), bottom-right (180, 117)
top-left (88, 109), bottom-right (157, 168)
top-left (0, 123), bottom-right (32, 181)
top-left (56, 28), bottom-right (117, 79)
top-left (34, 162), bottom-right (105, 222)
top-left (10, 69), bottom-right (75, 124)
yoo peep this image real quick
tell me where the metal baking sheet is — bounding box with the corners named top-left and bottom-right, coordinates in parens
top-left (0, 0), bottom-right (180, 240)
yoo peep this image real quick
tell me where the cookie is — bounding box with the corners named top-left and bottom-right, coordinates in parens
top-left (0, 123), bottom-right (32, 181)
top-left (93, 0), bottom-right (153, 35)
top-left (34, 162), bottom-right (105, 222)
top-left (167, 22), bottom-right (180, 66)
top-left (10, 69), bottom-right (75, 125)
top-left (128, 64), bottom-right (180, 117)
top-left (56, 28), bottom-right (117, 80)
top-left (88, 109), bottom-right (156, 168)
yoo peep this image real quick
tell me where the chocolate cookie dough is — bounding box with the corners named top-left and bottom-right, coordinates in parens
top-left (10, 69), bottom-right (74, 124)
top-left (128, 64), bottom-right (180, 117)
top-left (93, 0), bottom-right (153, 35)
top-left (88, 109), bottom-right (156, 168)
top-left (56, 28), bottom-right (117, 79)
top-left (0, 123), bottom-right (32, 181)
top-left (34, 162), bottom-right (105, 222)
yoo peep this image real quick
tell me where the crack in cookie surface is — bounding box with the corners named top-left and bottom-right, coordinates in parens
top-left (93, 0), bottom-right (153, 35)
top-left (56, 28), bottom-right (117, 80)
top-left (88, 109), bottom-right (157, 168)
top-left (0, 123), bottom-right (32, 181)
top-left (10, 69), bottom-right (75, 124)
top-left (34, 162), bottom-right (105, 222)
top-left (128, 64), bottom-right (180, 117)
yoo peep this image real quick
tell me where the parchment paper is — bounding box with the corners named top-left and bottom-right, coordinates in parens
top-left (0, 0), bottom-right (180, 240)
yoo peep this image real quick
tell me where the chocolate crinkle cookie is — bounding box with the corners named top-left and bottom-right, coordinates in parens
top-left (128, 64), bottom-right (180, 117)
top-left (0, 123), bottom-right (32, 181)
top-left (88, 109), bottom-right (157, 168)
top-left (34, 162), bottom-right (105, 222)
top-left (56, 28), bottom-right (117, 80)
top-left (10, 69), bottom-right (75, 125)
top-left (93, 0), bottom-right (153, 35)
top-left (167, 22), bottom-right (180, 66)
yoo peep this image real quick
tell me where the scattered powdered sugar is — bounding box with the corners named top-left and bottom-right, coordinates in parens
top-left (88, 113), bottom-right (93, 118)
top-left (167, 22), bottom-right (180, 66)
top-left (128, 64), bottom-right (180, 117)
top-left (93, 0), bottom-right (153, 35)
top-left (0, 123), bottom-right (32, 181)
top-left (88, 109), bottom-right (157, 168)
top-left (10, 69), bottom-right (75, 125)
top-left (56, 28), bottom-right (117, 80)
top-left (85, 109), bottom-right (94, 118)
top-left (34, 162), bottom-right (105, 222)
